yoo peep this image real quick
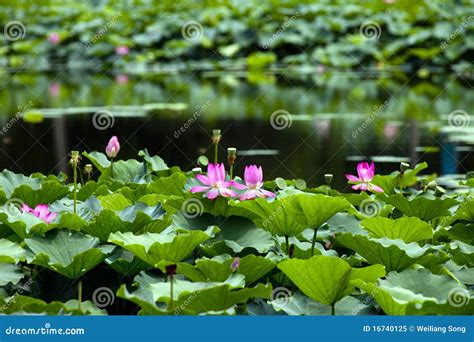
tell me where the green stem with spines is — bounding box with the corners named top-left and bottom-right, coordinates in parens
top-left (73, 164), bottom-right (77, 214)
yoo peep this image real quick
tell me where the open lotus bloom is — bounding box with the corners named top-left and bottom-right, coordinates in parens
top-left (106, 136), bottom-right (120, 158)
top-left (190, 163), bottom-right (236, 199)
top-left (21, 204), bottom-right (57, 224)
top-left (233, 165), bottom-right (275, 200)
top-left (345, 161), bottom-right (383, 193)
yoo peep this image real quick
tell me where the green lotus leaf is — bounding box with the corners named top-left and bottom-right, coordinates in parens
top-left (449, 241), bottom-right (474, 266)
top-left (12, 181), bottom-right (70, 207)
top-left (174, 214), bottom-right (274, 255)
top-left (316, 212), bottom-right (367, 240)
top-left (82, 151), bottom-right (111, 172)
top-left (361, 217), bottom-right (433, 243)
top-left (445, 260), bottom-right (474, 285)
top-left (146, 172), bottom-right (188, 196)
top-left (98, 193), bottom-right (132, 211)
top-left (118, 272), bottom-right (271, 314)
top-left (0, 239), bottom-right (25, 263)
top-left (435, 223), bottom-right (473, 245)
top-left (270, 291), bottom-right (376, 316)
top-left (178, 254), bottom-right (276, 284)
top-left (0, 170), bottom-right (40, 201)
top-left (76, 181), bottom-right (110, 201)
top-left (452, 198), bottom-right (474, 222)
top-left (278, 255), bottom-right (385, 306)
top-left (0, 207), bottom-right (55, 239)
top-left (0, 263), bottom-right (24, 286)
top-left (138, 149), bottom-right (169, 173)
top-left (0, 295), bottom-right (106, 315)
top-left (296, 194), bottom-right (351, 229)
top-left (50, 196), bottom-right (102, 221)
top-left (83, 203), bottom-right (168, 242)
top-left (25, 230), bottom-right (115, 279)
top-left (372, 162), bottom-right (428, 194)
top-left (354, 268), bottom-right (471, 315)
top-left (336, 233), bottom-right (431, 272)
top-left (382, 194), bottom-right (459, 221)
top-left (232, 196), bottom-right (306, 237)
top-left (105, 249), bottom-right (150, 277)
top-left (108, 227), bottom-right (219, 267)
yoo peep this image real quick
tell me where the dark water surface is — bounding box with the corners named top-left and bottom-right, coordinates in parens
top-left (0, 71), bottom-right (472, 189)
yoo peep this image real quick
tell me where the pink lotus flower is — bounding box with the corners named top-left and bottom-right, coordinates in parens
top-left (106, 136), bottom-right (120, 159)
top-left (190, 163), bottom-right (236, 199)
top-left (345, 161), bottom-right (383, 193)
top-left (233, 165), bottom-right (275, 200)
top-left (115, 46), bottom-right (130, 56)
top-left (48, 32), bottom-right (60, 44)
top-left (49, 83), bottom-right (60, 97)
top-left (21, 204), bottom-right (57, 224)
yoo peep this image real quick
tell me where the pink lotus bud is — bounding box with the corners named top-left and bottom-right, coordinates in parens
top-left (105, 136), bottom-right (120, 159)
top-left (48, 32), bottom-right (60, 44)
top-left (115, 46), bottom-right (130, 56)
top-left (230, 257), bottom-right (240, 272)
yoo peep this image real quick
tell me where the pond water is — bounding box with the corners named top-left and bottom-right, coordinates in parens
top-left (0, 70), bottom-right (472, 189)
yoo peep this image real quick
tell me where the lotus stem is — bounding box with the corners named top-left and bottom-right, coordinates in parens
top-left (331, 303), bottom-right (335, 316)
top-left (285, 235), bottom-right (290, 256)
top-left (110, 158), bottom-right (114, 178)
top-left (169, 274), bottom-right (174, 312)
top-left (78, 280), bottom-right (82, 311)
top-left (310, 226), bottom-right (319, 256)
top-left (73, 163), bottom-right (77, 214)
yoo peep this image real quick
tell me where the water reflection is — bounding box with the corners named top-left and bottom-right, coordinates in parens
top-left (0, 71), bottom-right (472, 188)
